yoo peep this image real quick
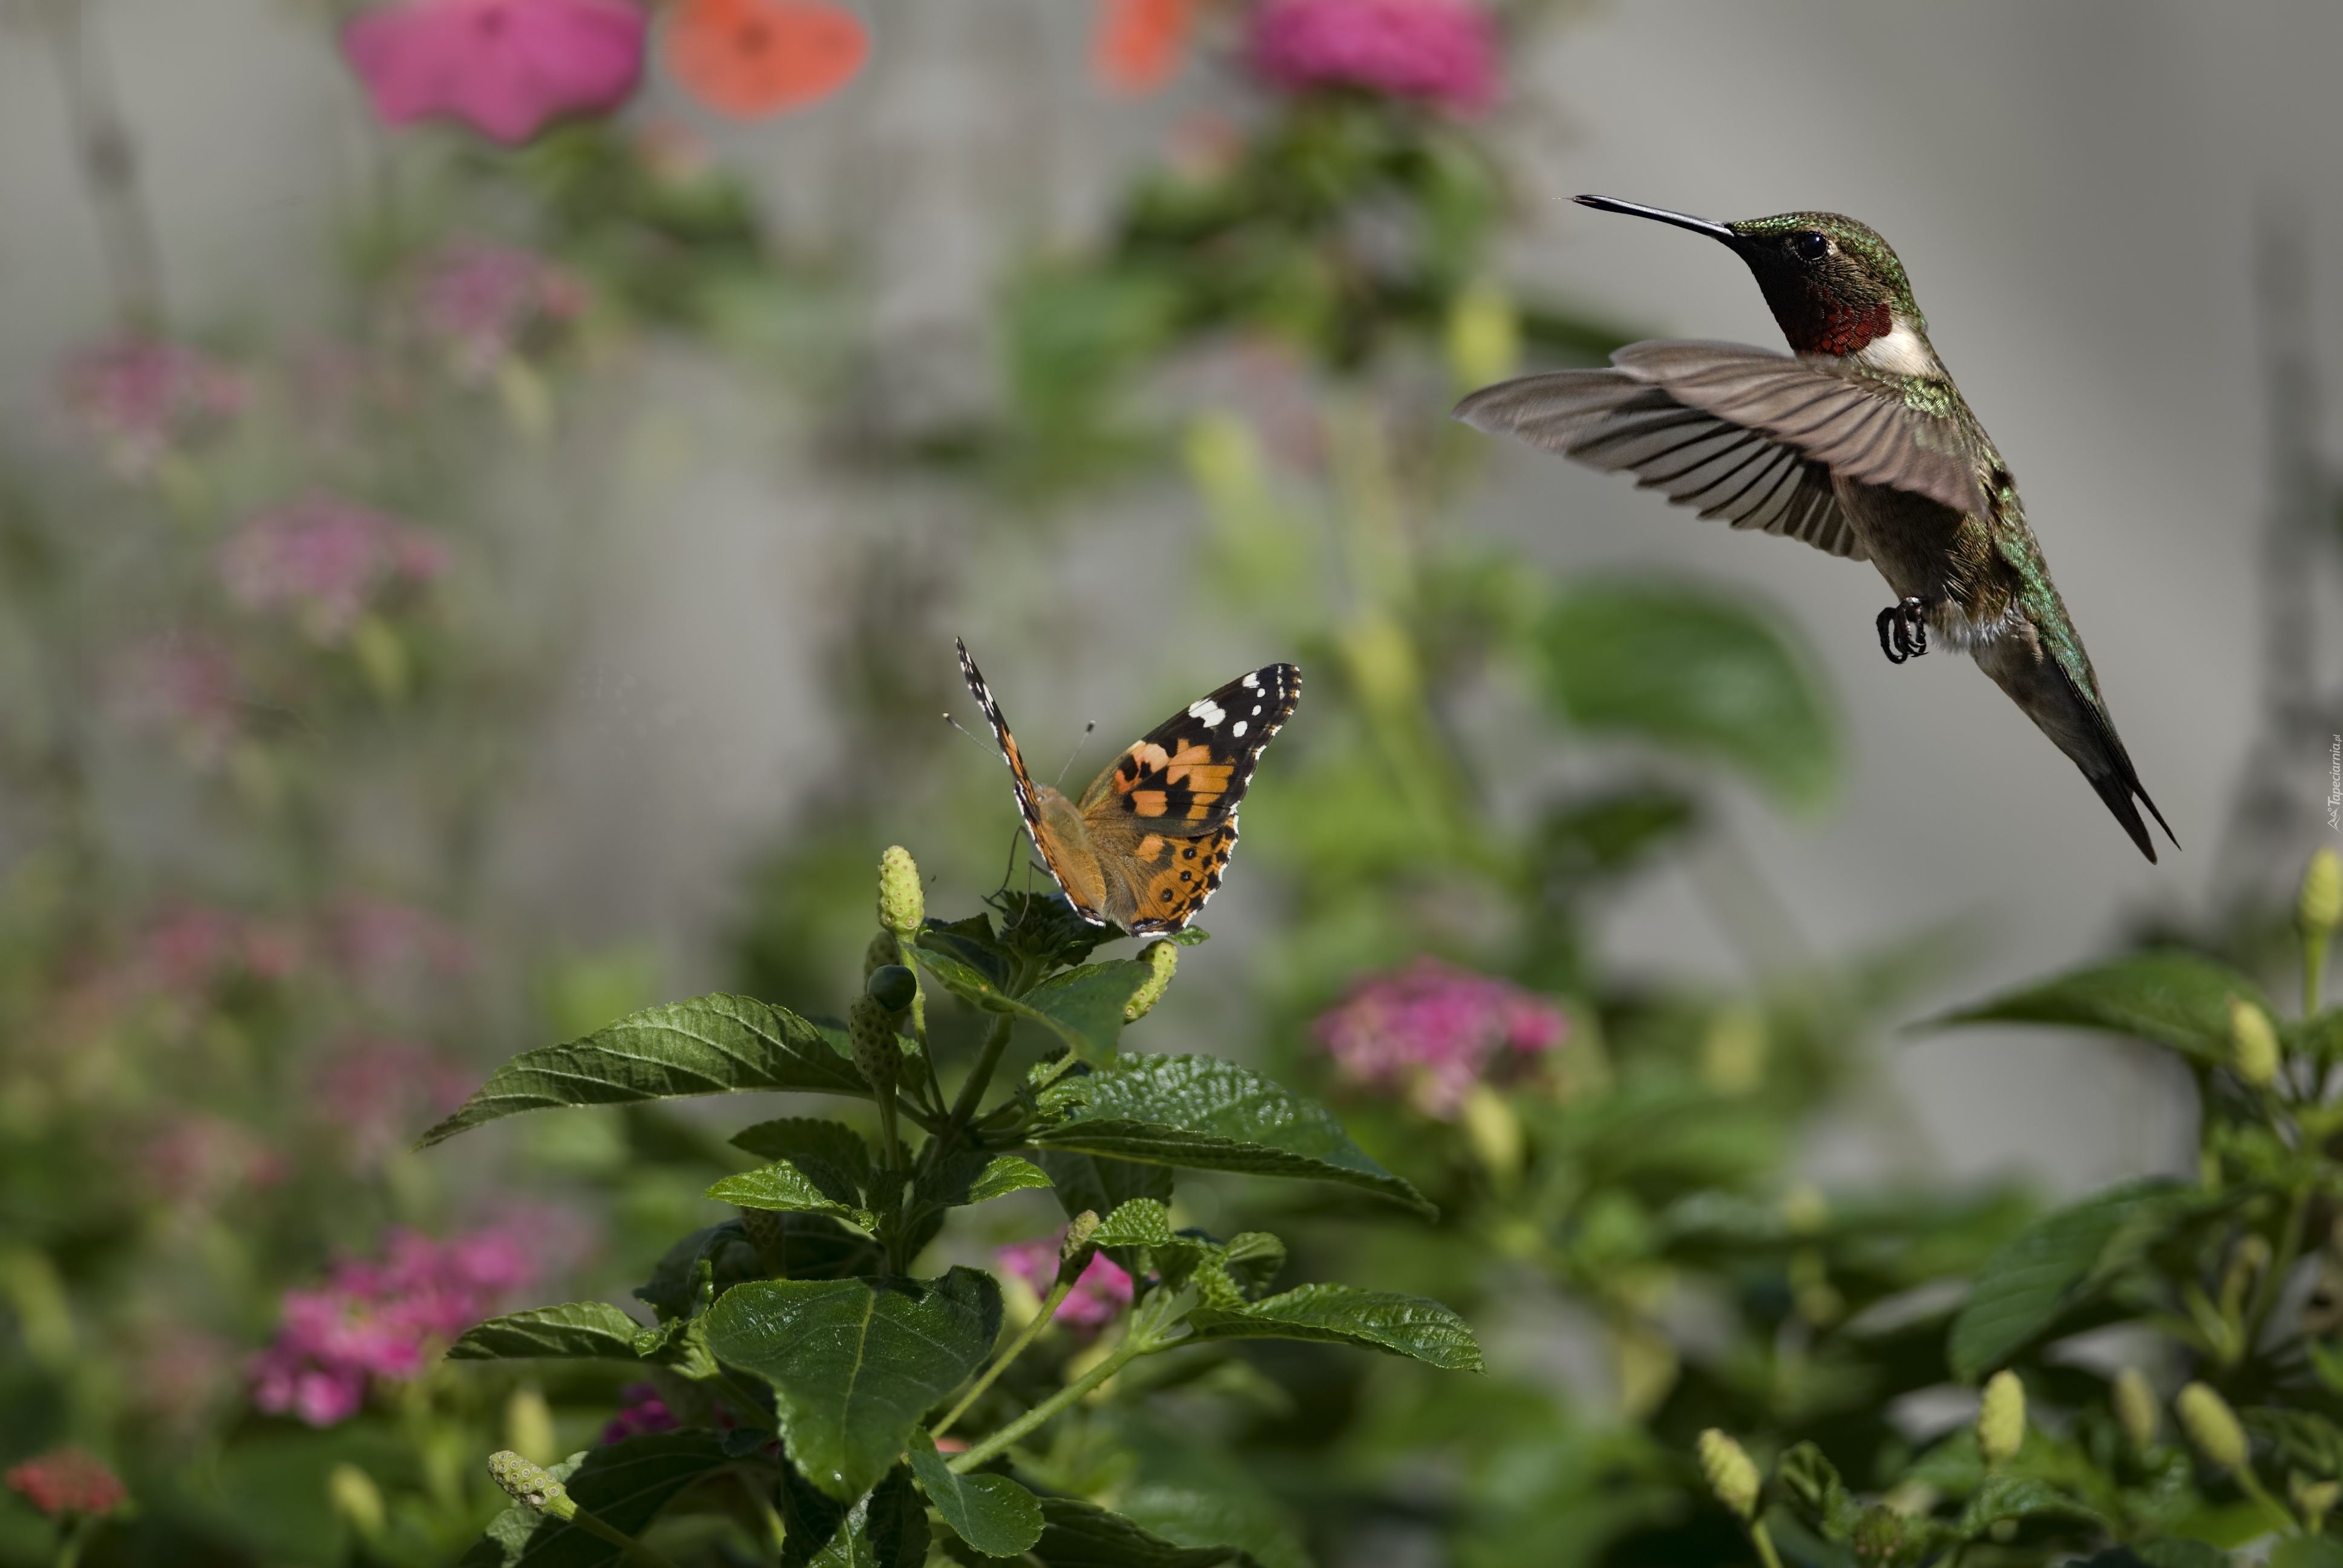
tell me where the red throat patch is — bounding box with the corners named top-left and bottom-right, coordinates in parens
top-left (1782, 296), bottom-right (1893, 356)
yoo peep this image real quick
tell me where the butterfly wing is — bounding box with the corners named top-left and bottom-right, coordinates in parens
top-left (957, 638), bottom-right (1111, 924)
top-left (1075, 662), bottom-right (1302, 935)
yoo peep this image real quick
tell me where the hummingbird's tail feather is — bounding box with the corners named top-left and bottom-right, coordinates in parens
top-left (1974, 633), bottom-right (2175, 863)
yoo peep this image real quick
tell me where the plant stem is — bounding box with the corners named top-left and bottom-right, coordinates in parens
top-left (945, 1328), bottom-right (1143, 1474)
top-left (567, 1503), bottom-right (690, 1568)
top-left (2308, 928), bottom-right (2330, 1017)
top-left (931, 1274), bottom-right (1076, 1441)
top-left (2234, 1465), bottom-right (2301, 1538)
top-left (1748, 1518), bottom-right (1787, 1568)
top-left (949, 1016), bottom-right (1014, 1127)
top-left (2246, 1186), bottom-right (2312, 1354)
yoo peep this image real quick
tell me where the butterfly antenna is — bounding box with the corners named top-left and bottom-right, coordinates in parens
top-left (941, 711), bottom-right (995, 753)
top-left (1054, 720), bottom-right (1097, 788)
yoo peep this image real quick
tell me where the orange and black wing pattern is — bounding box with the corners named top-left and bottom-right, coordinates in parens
top-left (1080, 662), bottom-right (1300, 935)
top-left (958, 638), bottom-right (1106, 921)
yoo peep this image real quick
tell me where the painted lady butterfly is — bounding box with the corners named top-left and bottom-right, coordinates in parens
top-left (957, 639), bottom-right (1301, 936)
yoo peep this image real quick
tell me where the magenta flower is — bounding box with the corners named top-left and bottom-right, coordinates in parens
top-left (5, 1448), bottom-right (126, 1519)
top-left (344, 0), bottom-right (647, 145)
top-left (58, 338), bottom-right (246, 478)
top-left (602, 1382), bottom-right (680, 1444)
top-left (251, 1226), bottom-right (539, 1426)
top-left (1312, 957), bottom-right (1565, 1117)
top-left (218, 494), bottom-right (448, 643)
top-left (413, 240), bottom-right (586, 384)
top-left (1247, 0), bottom-right (1498, 114)
top-left (995, 1235), bottom-right (1133, 1333)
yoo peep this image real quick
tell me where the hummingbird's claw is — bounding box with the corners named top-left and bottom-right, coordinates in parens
top-left (1876, 598), bottom-right (1930, 664)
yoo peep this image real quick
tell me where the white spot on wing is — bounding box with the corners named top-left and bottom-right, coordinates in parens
top-left (1241, 672), bottom-right (1259, 688)
top-left (1231, 720), bottom-right (1247, 737)
top-left (1188, 697), bottom-right (1225, 727)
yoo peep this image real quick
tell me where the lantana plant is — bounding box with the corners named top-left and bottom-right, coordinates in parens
top-left (431, 846), bottom-right (1481, 1564)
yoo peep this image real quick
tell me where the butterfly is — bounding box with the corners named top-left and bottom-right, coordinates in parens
top-left (957, 639), bottom-right (1300, 936)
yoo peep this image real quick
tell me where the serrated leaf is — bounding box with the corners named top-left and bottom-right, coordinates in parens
top-left (913, 950), bottom-right (1149, 1065)
top-left (732, 1118), bottom-right (876, 1177)
top-left (917, 1151), bottom-right (1053, 1208)
top-left (1948, 1178), bottom-right (2196, 1382)
top-left (1186, 1284), bottom-right (1483, 1371)
top-left (1027, 1497), bottom-right (1252, 1568)
top-left (701, 1269), bottom-right (1000, 1501)
top-left (908, 1432), bottom-right (1044, 1557)
top-left (779, 1459), bottom-right (928, 1568)
top-left (457, 1432), bottom-right (732, 1567)
top-left (1958, 1474), bottom-right (2085, 1535)
top-left (421, 994), bottom-right (867, 1146)
top-left (446, 1301), bottom-right (646, 1362)
top-left (1537, 580), bottom-right (1838, 811)
top-left (1933, 952), bottom-right (2269, 1066)
top-left (1032, 1152), bottom-right (1173, 1275)
top-left (707, 1160), bottom-right (878, 1232)
top-left (634, 1221), bottom-right (764, 1320)
top-left (1030, 1054), bottom-right (1431, 1215)
top-left (1776, 1442), bottom-right (1863, 1543)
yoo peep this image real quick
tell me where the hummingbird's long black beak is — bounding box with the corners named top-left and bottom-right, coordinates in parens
top-left (1575, 194), bottom-right (1741, 246)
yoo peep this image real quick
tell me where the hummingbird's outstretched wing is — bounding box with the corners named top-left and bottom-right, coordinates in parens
top-left (1454, 341), bottom-right (1984, 552)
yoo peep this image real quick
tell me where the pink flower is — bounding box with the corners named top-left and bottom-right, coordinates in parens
top-left (312, 1040), bottom-right (476, 1168)
top-left (58, 338), bottom-right (246, 477)
top-left (218, 494), bottom-right (447, 642)
top-left (133, 904), bottom-right (305, 996)
top-left (251, 1226), bottom-right (540, 1426)
top-left (110, 635), bottom-right (244, 767)
top-left (5, 1448), bottom-right (126, 1518)
top-left (995, 1236), bottom-right (1133, 1333)
top-left (327, 895), bottom-right (473, 990)
top-left (602, 1382), bottom-right (678, 1443)
top-left (344, 0), bottom-right (647, 145)
top-left (1248, 0), bottom-right (1498, 114)
top-left (1312, 957), bottom-right (1565, 1117)
top-left (413, 241), bottom-right (585, 383)
top-left (141, 1114), bottom-right (285, 1209)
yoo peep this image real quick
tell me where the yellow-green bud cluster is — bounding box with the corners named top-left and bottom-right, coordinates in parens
top-left (2302, 847), bottom-right (2342, 937)
top-left (1977, 1370), bottom-right (2026, 1469)
top-left (863, 929), bottom-right (900, 982)
top-left (848, 995), bottom-right (900, 1096)
top-left (488, 1451), bottom-right (572, 1517)
top-left (2176, 1381), bottom-right (2249, 1471)
top-left (2228, 996), bottom-right (2281, 1088)
top-left (1124, 941), bottom-right (1178, 1024)
top-left (877, 846), bottom-right (923, 941)
top-left (1696, 1428), bottom-right (1761, 1521)
top-left (1060, 1209), bottom-right (1102, 1278)
top-left (2112, 1367), bottom-right (2158, 1449)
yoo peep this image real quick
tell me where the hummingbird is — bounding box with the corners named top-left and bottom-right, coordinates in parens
top-left (1454, 194), bottom-right (2174, 862)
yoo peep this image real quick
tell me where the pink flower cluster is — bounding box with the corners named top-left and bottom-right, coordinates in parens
top-left (110, 635), bottom-right (244, 768)
top-left (218, 494), bottom-right (449, 642)
top-left (413, 241), bottom-right (586, 384)
top-left (994, 1235), bottom-right (1133, 1333)
top-left (250, 1227), bottom-right (538, 1426)
top-left (345, 0), bottom-right (646, 145)
top-left (312, 1040), bottom-right (477, 1168)
top-left (327, 895), bottom-right (474, 988)
top-left (602, 1382), bottom-right (679, 1444)
top-left (59, 338), bottom-right (246, 477)
top-left (1248, 0), bottom-right (1498, 114)
top-left (137, 904), bottom-right (302, 995)
top-left (1312, 957), bottom-right (1565, 1117)
top-left (141, 1114), bottom-right (286, 1210)
top-left (4, 1448), bottom-right (126, 1518)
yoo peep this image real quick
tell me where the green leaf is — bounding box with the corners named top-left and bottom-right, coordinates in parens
top-left (707, 1160), bottom-right (878, 1231)
top-left (779, 1459), bottom-right (928, 1568)
top-left (459, 1432), bottom-right (732, 1567)
top-left (1949, 1178), bottom-right (2197, 1381)
top-left (634, 1221), bottom-right (764, 1320)
top-left (2272, 1537), bottom-right (2343, 1568)
top-left (1033, 1151), bottom-right (1173, 1273)
top-left (447, 1302), bottom-right (646, 1362)
top-left (1186, 1284), bottom-right (1483, 1371)
top-left (1775, 1442), bottom-right (1863, 1544)
top-left (913, 949), bottom-right (1149, 1065)
top-left (908, 1433), bottom-right (1044, 1557)
top-left (1030, 1054), bottom-right (1432, 1215)
top-left (1958, 1474), bottom-right (2088, 1536)
top-left (701, 1269), bottom-right (1000, 1501)
top-left (1026, 1497), bottom-right (1252, 1568)
top-left (732, 1117), bottom-right (876, 1175)
top-left (1933, 952), bottom-right (2269, 1065)
top-left (421, 994), bottom-right (867, 1146)
top-left (1536, 580), bottom-right (1837, 810)
top-left (917, 1151), bottom-right (1054, 1208)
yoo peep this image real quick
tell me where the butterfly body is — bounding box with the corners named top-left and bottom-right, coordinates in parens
top-left (958, 641), bottom-right (1300, 935)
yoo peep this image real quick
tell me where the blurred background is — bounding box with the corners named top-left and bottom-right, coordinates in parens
top-left (1, 1), bottom-right (2339, 1563)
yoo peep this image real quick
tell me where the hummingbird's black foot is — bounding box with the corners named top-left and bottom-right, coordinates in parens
top-left (1876, 598), bottom-right (1931, 665)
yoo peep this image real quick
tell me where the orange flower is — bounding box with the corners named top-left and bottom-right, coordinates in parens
top-left (663, 0), bottom-right (867, 119)
top-left (1093, 0), bottom-right (1191, 96)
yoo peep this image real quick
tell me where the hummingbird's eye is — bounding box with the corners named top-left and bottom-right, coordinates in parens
top-left (1792, 231), bottom-right (1830, 262)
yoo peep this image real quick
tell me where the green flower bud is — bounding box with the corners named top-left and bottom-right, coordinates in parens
top-left (2293, 1473), bottom-right (2340, 1534)
top-left (488, 1451), bottom-right (574, 1518)
top-left (862, 929), bottom-right (899, 982)
top-left (2112, 1367), bottom-right (2159, 1449)
top-left (848, 995), bottom-right (900, 1096)
top-left (1059, 1210), bottom-right (1103, 1279)
top-left (2302, 847), bottom-right (2343, 937)
top-left (2229, 995), bottom-right (2280, 1088)
top-left (877, 846), bottom-right (923, 941)
top-left (2177, 1381), bottom-right (2249, 1471)
top-left (1699, 1004), bottom-right (1767, 1096)
top-left (1978, 1370), bottom-right (2026, 1469)
top-left (867, 964), bottom-right (917, 1014)
top-left (1697, 1428), bottom-right (1761, 1522)
top-left (327, 1463), bottom-right (385, 1539)
top-left (1124, 940), bottom-right (1178, 1024)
